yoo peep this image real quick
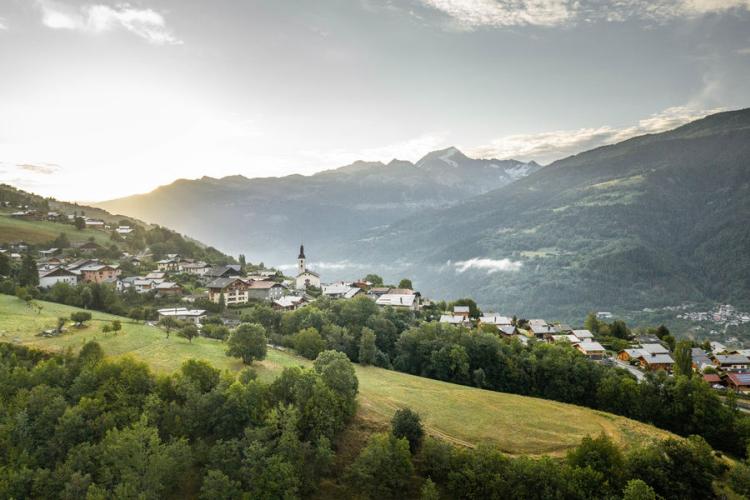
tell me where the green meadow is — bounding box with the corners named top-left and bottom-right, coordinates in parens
top-left (0, 294), bottom-right (672, 455)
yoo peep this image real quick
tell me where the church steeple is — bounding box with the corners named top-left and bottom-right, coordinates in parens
top-left (297, 244), bottom-right (306, 275)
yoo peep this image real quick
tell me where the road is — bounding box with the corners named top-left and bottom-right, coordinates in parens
top-left (612, 357), bottom-right (646, 381)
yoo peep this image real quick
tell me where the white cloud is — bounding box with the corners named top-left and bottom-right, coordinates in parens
top-left (0, 17), bottom-right (7, 30)
top-left (453, 257), bottom-right (523, 273)
top-left (470, 106), bottom-right (722, 163)
top-left (37, 1), bottom-right (181, 45)
top-left (416, 0), bottom-right (750, 28)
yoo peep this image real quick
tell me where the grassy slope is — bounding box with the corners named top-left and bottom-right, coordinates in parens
top-left (0, 213), bottom-right (114, 246)
top-left (0, 294), bottom-right (672, 455)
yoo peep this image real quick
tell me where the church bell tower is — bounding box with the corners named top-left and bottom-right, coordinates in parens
top-left (297, 244), bottom-right (306, 275)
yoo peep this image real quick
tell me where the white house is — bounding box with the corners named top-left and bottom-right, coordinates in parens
top-left (295, 245), bottom-right (321, 290)
top-left (375, 293), bottom-right (419, 311)
top-left (157, 307), bottom-right (206, 325)
top-left (39, 268), bottom-right (78, 288)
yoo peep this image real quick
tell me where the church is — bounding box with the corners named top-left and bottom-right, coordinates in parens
top-left (294, 244), bottom-right (320, 290)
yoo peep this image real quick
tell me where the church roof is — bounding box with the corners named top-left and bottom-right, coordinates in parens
top-left (298, 244), bottom-right (305, 259)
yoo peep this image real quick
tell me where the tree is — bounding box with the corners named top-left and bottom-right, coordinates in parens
top-left (673, 340), bottom-right (693, 378)
top-left (398, 278), bottom-right (413, 290)
top-left (359, 327), bottom-right (377, 365)
top-left (584, 313), bottom-right (600, 334)
top-left (420, 478), bottom-right (439, 500)
top-left (19, 253), bottom-right (39, 287)
top-left (391, 407), bottom-right (424, 453)
top-left (346, 433), bottom-right (413, 499)
top-left (0, 251), bottom-right (11, 276)
top-left (609, 320), bottom-right (630, 340)
top-left (226, 323), bottom-right (267, 364)
top-left (364, 274), bottom-right (383, 286)
top-left (313, 350), bottom-right (359, 411)
top-left (238, 254), bottom-right (246, 275)
top-left (293, 327), bottom-right (326, 360)
top-left (52, 232), bottom-right (71, 249)
top-left (566, 433), bottom-right (624, 494)
top-left (622, 479), bottom-right (657, 500)
top-left (218, 292), bottom-right (226, 312)
top-left (178, 324), bottom-right (199, 343)
top-left (74, 216), bottom-right (86, 230)
top-left (70, 311), bottom-right (92, 327)
top-left (158, 316), bottom-right (179, 338)
top-left (200, 470), bottom-right (241, 500)
top-left (111, 320), bottom-right (122, 335)
top-left (56, 317), bottom-right (66, 334)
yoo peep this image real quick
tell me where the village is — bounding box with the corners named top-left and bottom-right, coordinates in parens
top-left (2, 203), bottom-right (750, 398)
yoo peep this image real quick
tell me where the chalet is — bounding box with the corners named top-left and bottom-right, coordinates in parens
top-left (181, 261), bottom-right (211, 276)
top-left (638, 352), bottom-right (675, 372)
top-left (439, 315), bottom-right (471, 327)
top-left (157, 307), bottom-right (206, 325)
top-left (247, 280), bottom-right (285, 301)
top-left (453, 306), bottom-right (471, 318)
top-left (156, 258), bottom-right (180, 272)
top-left (38, 248), bottom-right (59, 258)
top-left (84, 219), bottom-right (106, 230)
top-left (479, 315), bottom-right (513, 327)
top-left (497, 325), bottom-right (518, 337)
top-left (207, 277), bottom-right (249, 305)
top-left (118, 277), bottom-right (158, 294)
top-left (551, 334), bottom-right (581, 344)
top-left (375, 293), bottom-right (419, 311)
top-left (273, 295), bottom-right (306, 311)
top-left (691, 348), bottom-right (713, 372)
top-left (575, 341), bottom-right (606, 360)
top-left (205, 265), bottom-right (242, 280)
top-left (79, 264), bottom-right (120, 284)
top-left (726, 373), bottom-right (750, 394)
top-left (710, 341), bottom-right (727, 354)
top-left (367, 287), bottom-right (391, 298)
top-left (572, 329), bottom-right (594, 341)
top-left (116, 226), bottom-right (133, 235)
top-left (528, 319), bottom-right (557, 337)
top-left (702, 373), bottom-right (723, 387)
top-left (322, 283), bottom-right (362, 299)
top-left (145, 271), bottom-right (166, 280)
top-left (39, 267), bottom-right (78, 288)
top-left (713, 354), bottom-right (750, 372)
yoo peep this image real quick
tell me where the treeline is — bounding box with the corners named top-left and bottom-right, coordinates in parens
top-left (241, 296), bottom-right (750, 457)
top-left (0, 343), bottom-right (357, 498)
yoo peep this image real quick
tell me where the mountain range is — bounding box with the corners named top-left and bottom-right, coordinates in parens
top-left (96, 148), bottom-right (541, 262)
top-left (96, 108), bottom-right (750, 319)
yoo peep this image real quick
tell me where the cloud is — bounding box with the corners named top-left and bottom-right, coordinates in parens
top-left (17, 163), bottom-right (60, 175)
top-left (738, 47), bottom-right (750, 55)
top-left (469, 106), bottom-right (722, 163)
top-left (37, 1), bottom-right (181, 45)
top-left (0, 17), bottom-right (7, 30)
top-left (453, 257), bottom-right (523, 273)
top-left (415, 0), bottom-right (750, 28)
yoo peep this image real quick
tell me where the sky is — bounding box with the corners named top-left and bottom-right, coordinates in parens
top-left (0, 0), bottom-right (749, 201)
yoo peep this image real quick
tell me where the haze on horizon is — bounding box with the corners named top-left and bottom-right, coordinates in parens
top-left (1, 0), bottom-right (749, 202)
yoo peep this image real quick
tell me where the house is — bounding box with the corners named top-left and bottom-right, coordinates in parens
top-left (618, 349), bottom-right (643, 362)
top-left (156, 258), bottom-right (180, 272)
top-left (207, 277), bottom-right (249, 305)
top-left (118, 277), bottom-right (157, 294)
top-left (155, 281), bottom-right (182, 296)
top-left (575, 341), bottom-right (606, 360)
top-left (181, 261), bottom-right (211, 276)
top-left (480, 315), bottom-right (513, 327)
top-left (157, 307), bottom-right (206, 325)
top-left (497, 325), bottom-right (518, 337)
top-left (725, 373), bottom-right (750, 393)
top-left (439, 315), bottom-right (471, 327)
top-left (116, 226), bottom-right (133, 235)
top-left (691, 348), bottom-right (713, 372)
top-left (322, 283), bottom-right (363, 299)
top-left (79, 264), bottom-right (120, 284)
top-left (84, 219), bottom-right (106, 230)
top-left (273, 295), bottom-right (306, 311)
top-left (39, 267), bottom-right (78, 288)
top-left (204, 265), bottom-right (242, 280)
top-left (247, 280), bottom-right (285, 301)
top-left (702, 373), bottom-right (722, 387)
top-left (367, 287), bottom-right (391, 298)
top-left (713, 354), bottom-right (750, 372)
top-left (572, 329), bottom-right (594, 341)
top-left (528, 319), bottom-right (557, 337)
top-left (710, 341), bottom-right (727, 354)
top-left (145, 271), bottom-right (166, 280)
top-left (551, 334), bottom-right (581, 344)
top-left (38, 248), bottom-right (59, 258)
top-left (294, 245), bottom-right (321, 290)
top-left (375, 293), bottom-right (419, 311)
top-left (453, 306), bottom-right (470, 318)
top-left (638, 352), bottom-right (675, 372)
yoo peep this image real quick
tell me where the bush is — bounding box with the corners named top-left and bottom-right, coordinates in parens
top-left (391, 407), bottom-right (424, 453)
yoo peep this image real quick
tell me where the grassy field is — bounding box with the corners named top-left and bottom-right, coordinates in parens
top-left (0, 213), bottom-right (114, 246)
top-left (0, 294), bottom-right (672, 455)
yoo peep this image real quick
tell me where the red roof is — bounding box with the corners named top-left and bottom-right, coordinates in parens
top-left (726, 373), bottom-right (750, 387)
top-left (702, 374), bottom-right (721, 384)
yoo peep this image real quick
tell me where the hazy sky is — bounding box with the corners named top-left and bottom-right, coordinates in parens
top-left (1, 0), bottom-right (749, 201)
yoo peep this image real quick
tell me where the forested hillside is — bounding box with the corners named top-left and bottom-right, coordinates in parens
top-left (344, 109), bottom-right (750, 318)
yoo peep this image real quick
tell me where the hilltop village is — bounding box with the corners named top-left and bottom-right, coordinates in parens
top-left (2, 202), bottom-right (750, 397)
